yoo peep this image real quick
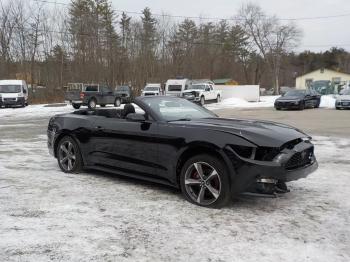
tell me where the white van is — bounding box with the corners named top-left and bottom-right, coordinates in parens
top-left (165, 78), bottom-right (192, 96)
top-left (0, 80), bottom-right (29, 108)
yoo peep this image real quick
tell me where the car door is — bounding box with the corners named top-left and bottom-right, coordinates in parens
top-left (101, 86), bottom-right (114, 104)
top-left (304, 90), bottom-right (313, 107)
top-left (87, 114), bottom-right (159, 178)
top-left (209, 85), bottom-right (216, 100)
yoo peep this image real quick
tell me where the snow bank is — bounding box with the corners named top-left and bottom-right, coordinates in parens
top-left (206, 95), bottom-right (337, 110)
top-left (0, 104), bottom-right (73, 119)
top-left (205, 96), bottom-right (279, 110)
top-left (320, 95), bottom-right (336, 108)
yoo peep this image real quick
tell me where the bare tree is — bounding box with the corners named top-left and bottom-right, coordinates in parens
top-left (238, 3), bottom-right (302, 94)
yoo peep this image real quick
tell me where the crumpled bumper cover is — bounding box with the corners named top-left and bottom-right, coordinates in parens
top-left (226, 141), bottom-right (318, 193)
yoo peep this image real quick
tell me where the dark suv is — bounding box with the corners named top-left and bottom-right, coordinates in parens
top-left (65, 84), bottom-right (123, 109)
top-left (115, 85), bottom-right (132, 104)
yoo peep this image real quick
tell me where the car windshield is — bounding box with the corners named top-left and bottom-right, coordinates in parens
top-left (0, 85), bottom-right (22, 93)
top-left (191, 85), bottom-right (206, 90)
top-left (117, 86), bottom-right (130, 91)
top-left (143, 97), bottom-right (217, 121)
top-left (167, 85), bottom-right (182, 91)
top-left (284, 90), bottom-right (306, 97)
top-left (145, 86), bottom-right (159, 91)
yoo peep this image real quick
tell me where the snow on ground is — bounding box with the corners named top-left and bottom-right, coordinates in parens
top-left (0, 105), bottom-right (349, 261)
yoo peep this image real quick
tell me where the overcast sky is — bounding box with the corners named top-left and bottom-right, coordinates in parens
top-left (47, 0), bottom-right (350, 52)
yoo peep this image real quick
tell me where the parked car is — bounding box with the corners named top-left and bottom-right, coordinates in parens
top-left (48, 96), bottom-right (318, 208)
top-left (165, 78), bottom-right (192, 96)
top-left (65, 83), bottom-right (122, 109)
top-left (0, 80), bottom-right (29, 108)
top-left (182, 83), bottom-right (222, 105)
top-left (115, 85), bottom-right (132, 103)
top-left (335, 89), bottom-right (350, 110)
top-left (274, 89), bottom-right (321, 110)
top-left (141, 83), bottom-right (162, 96)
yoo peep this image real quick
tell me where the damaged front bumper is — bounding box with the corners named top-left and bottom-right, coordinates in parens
top-left (226, 141), bottom-right (318, 193)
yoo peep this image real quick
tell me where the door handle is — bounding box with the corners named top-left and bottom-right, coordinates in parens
top-left (95, 126), bottom-right (105, 131)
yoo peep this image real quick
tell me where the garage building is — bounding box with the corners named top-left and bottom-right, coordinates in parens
top-left (296, 68), bottom-right (350, 89)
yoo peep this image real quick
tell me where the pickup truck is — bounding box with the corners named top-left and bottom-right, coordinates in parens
top-left (182, 83), bottom-right (222, 105)
top-left (65, 83), bottom-right (123, 109)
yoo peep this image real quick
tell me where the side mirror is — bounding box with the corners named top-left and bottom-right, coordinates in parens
top-left (23, 89), bottom-right (27, 94)
top-left (126, 113), bottom-right (146, 122)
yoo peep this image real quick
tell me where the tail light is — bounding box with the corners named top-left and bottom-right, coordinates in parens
top-left (80, 92), bottom-right (84, 99)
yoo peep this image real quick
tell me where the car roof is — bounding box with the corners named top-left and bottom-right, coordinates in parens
top-left (0, 80), bottom-right (24, 85)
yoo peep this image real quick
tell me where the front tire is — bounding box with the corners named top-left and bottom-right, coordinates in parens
top-left (72, 103), bottom-right (81, 109)
top-left (200, 96), bottom-right (205, 106)
top-left (57, 136), bottom-right (83, 173)
top-left (299, 102), bottom-right (305, 110)
top-left (88, 98), bottom-right (97, 109)
top-left (180, 154), bottom-right (231, 208)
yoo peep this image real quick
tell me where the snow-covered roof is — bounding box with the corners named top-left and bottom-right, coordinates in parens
top-left (0, 79), bottom-right (25, 85)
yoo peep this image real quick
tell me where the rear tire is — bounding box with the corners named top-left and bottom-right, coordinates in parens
top-left (114, 97), bottom-right (121, 107)
top-left (72, 103), bottom-right (81, 109)
top-left (336, 107), bottom-right (341, 110)
top-left (88, 98), bottom-right (97, 109)
top-left (275, 107), bottom-right (281, 111)
top-left (200, 96), bottom-right (205, 106)
top-left (56, 136), bottom-right (83, 173)
top-left (180, 154), bottom-right (231, 208)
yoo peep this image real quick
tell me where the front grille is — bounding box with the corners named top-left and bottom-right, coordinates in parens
top-left (4, 98), bottom-right (17, 102)
top-left (144, 93), bottom-right (155, 96)
top-left (285, 148), bottom-right (314, 170)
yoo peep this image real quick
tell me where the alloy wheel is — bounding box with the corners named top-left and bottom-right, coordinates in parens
top-left (89, 99), bottom-right (96, 109)
top-left (58, 141), bottom-right (76, 171)
top-left (184, 162), bottom-right (221, 205)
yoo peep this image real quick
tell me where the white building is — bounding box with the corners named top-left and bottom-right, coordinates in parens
top-left (295, 68), bottom-right (350, 89)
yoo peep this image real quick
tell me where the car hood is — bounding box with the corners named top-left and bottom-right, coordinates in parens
top-left (276, 96), bottom-right (302, 101)
top-left (172, 118), bottom-right (309, 147)
top-left (183, 89), bottom-right (202, 93)
top-left (337, 95), bottom-right (350, 100)
top-left (143, 90), bottom-right (159, 93)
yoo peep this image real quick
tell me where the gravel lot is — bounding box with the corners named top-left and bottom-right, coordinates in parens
top-left (0, 105), bottom-right (349, 262)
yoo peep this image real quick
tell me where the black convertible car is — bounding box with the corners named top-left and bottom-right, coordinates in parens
top-left (274, 89), bottom-right (321, 110)
top-left (48, 96), bottom-right (318, 208)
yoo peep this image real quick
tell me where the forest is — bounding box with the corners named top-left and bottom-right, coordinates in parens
top-left (0, 0), bottom-right (350, 100)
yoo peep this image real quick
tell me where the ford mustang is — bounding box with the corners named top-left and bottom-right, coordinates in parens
top-left (48, 96), bottom-right (318, 208)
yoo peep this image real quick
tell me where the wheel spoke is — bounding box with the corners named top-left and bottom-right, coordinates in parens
top-left (60, 156), bottom-right (68, 164)
top-left (206, 184), bottom-right (219, 199)
top-left (193, 163), bottom-right (204, 179)
top-left (67, 159), bottom-right (73, 170)
top-left (60, 144), bottom-right (69, 154)
top-left (70, 154), bottom-right (76, 160)
top-left (205, 170), bottom-right (218, 182)
top-left (197, 186), bottom-right (206, 204)
top-left (185, 178), bottom-right (201, 185)
top-left (68, 142), bottom-right (73, 154)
